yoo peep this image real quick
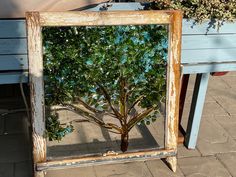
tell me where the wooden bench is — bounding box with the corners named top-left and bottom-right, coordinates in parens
top-left (1, 2), bottom-right (236, 150)
top-left (181, 19), bottom-right (236, 149)
top-left (0, 19), bottom-right (28, 84)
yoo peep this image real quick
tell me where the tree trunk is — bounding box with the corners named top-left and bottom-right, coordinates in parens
top-left (120, 132), bottom-right (129, 152)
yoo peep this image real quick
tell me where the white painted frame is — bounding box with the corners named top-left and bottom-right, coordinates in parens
top-left (26, 10), bottom-right (182, 177)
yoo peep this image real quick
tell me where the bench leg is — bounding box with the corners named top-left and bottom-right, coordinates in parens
top-left (178, 74), bottom-right (190, 144)
top-left (185, 73), bottom-right (210, 149)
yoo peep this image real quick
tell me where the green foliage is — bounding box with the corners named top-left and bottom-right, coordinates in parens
top-left (45, 113), bottom-right (74, 141)
top-left (43, 25), bottom-right (168, 143)
top-left (150, 0), bottom-right (236, 27)
top-left (43, 25), bottom-right (167, 111)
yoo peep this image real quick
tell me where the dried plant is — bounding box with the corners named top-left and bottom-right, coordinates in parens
top-left (149, 0), bottom-right (236, 28)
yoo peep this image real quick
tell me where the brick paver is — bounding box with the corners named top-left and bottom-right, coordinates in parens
top-left (94, 162), bottom-right (153, 177)
top-left (146, 160), bottom-right (184, 177)
top-left (177, 145), bottom-right (201, 159)
top-left (197, 116), bottom-right (236, 156)
top-left (178, 156), bottom-right (232, 177)
top-left (217, 152), bottom-right (236, 177)
top-left (0, 72), bottom-right (236, 177)
top-left (45, 166), bottom-right (96, 177)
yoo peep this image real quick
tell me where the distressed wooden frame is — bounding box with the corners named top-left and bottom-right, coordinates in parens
top-left (26, 10), bottom-right (182, 177)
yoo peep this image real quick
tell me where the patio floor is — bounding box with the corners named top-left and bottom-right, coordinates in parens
top-left (0, 72), bottom-right (236, 177)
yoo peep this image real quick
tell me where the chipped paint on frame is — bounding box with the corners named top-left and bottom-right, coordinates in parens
top-left (26, 10), bottom-right (182, 176)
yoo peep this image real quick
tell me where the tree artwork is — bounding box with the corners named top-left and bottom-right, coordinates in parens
top-left (43, 25), bottom-right (168, 152)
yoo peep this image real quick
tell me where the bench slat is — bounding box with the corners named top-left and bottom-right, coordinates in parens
top-left (0, 72), bottom-right (28, 84)
top-left (182, 48), bottom-right (236, 64)
top-left (182, 34), bottom-right (236, 50)
top-left (0, 20), bottom-right (26, 38)
top-left (0, 55), bottom-right (28, 70)
top-left (182, 62), bottom-right (236, 74)
top-left (0, 39), bottom-right (27, 55)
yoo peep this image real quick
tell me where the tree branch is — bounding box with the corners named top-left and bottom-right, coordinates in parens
top-left (106, 123), bottom-right (123, 133)
top-left (60, 119), bottom-right (122, 134)
top-left (75, 97), bottom-right (104, 114)
top-left (96, 82), bottom-right (123, 120)
top-left (119, 76), bottom-right (128, 123)
top-left (103, 112), bottom-right (117, 118)
top-left (54, 103), bottom-right (122, 133)
top-left (60, 119), bottom-right (90, 125)
top-left (62, 103), bottom-right (104, 124)
top-left (126, 95), bottom-right (144, 115)
top-left (127, 107), bottom-right (154, 131)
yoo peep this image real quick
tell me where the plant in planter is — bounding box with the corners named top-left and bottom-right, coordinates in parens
top-left (149, 0), bottom-right (236, 28)
top-left (43, 25), bottom-right (168, 152)
top-left (146, 0), bottom-right (236, 72)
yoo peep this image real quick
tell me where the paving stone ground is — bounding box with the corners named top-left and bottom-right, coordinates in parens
top-left (0, 72), bottom-right (236, 177)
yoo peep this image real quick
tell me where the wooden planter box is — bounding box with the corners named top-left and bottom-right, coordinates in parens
top-left (181, 19), bottom-right (236, 74)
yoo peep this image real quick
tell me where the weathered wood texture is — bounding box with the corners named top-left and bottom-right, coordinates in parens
top-left (39, 11), bottom-right (172, 26)
top-left (37, 149), bottom-right (176, 171)
top-left (26, 12), bottom-right (46, 164)
top-left (25, 10), bottom-right (182, 175)
top-left (165, 11), bottom-right (182, 172)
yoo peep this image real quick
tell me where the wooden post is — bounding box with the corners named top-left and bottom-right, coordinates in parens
top-left (26, 12), bottom-right (46, 177)
top-left (165, 11), bottom-right (182, 172)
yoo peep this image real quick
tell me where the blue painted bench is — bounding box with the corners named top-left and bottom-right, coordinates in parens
top-left (181, 19), bottom-right (236, 149)
top-left (0, 19), bottom-right (28, 84)
top-left (0, 2), bottom-right (236, 149)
